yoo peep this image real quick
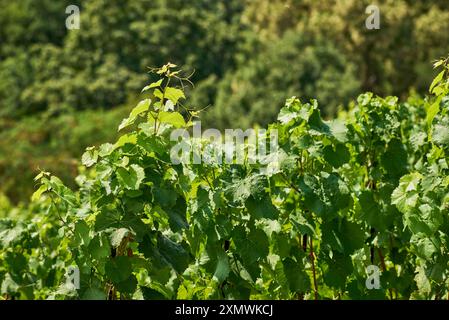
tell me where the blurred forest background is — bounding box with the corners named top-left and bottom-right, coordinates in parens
top-left (1, 0), bottom-right (448, 204)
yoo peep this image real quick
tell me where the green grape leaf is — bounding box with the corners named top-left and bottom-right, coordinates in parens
top-left (116, 164), bottom-right (145, 190)
top-left (119, 99), bottom-right (151, 131)
top-left (157, 234), bottom-right (190, 274)
top-left (157, 111), bottom-right (186, 128)
top-left (142, 79), bottom-right (163, 92)
top-left (283, 258), bottom-right (310, 292)
top-left (164, 87), bottom-right (185, 105)
top-left (105, 256), bottom-right (133, 284)
top-left (213, 250), bottom-right (230, 283)
top-left (81, 148), bottom-right (98, 167)
top-left (88, 235), bottom-right (111, 260)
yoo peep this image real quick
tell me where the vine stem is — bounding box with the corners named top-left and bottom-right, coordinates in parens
top-left (377, 248), bottom-right (393, 300)
top-left (50, 196), bottom-right (74, 237)
top-left (377, 248), bottom-right (387, 271)
top-left (154, 76), bottom-right (171, 134)
top-left (310, 238), bottom-right (318, 300)
top-left (302, 234), bottom-right (308, 252)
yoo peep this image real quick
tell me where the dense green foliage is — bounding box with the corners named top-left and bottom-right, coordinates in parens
top-left (2, 0), bottom-right (449, 202)
top-left (1, 61), bottom-right (448, 300)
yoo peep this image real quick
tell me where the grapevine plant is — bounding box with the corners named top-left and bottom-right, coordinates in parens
top-left (1, 60), bottom-right (449, 300)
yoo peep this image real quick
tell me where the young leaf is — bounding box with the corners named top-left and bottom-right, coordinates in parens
top-left (164, 87), bottom-right (185, 105)
top-left (157, 111), bottom-right (186, 128)
top-left (118, 99), bottom-right (151, 131)
top-left (429, 70), bottom-right (445, 94)
top-left (141, 79), bottom-right (163, 92)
